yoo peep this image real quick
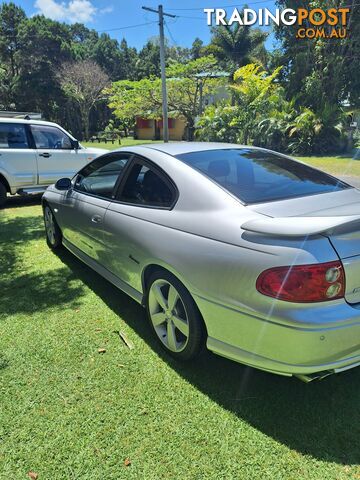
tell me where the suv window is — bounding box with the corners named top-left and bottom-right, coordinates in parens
top-left (74, 154), bottom-right (130, 198)
top-left (0, 123), bottom-right (29, 149)
top-left (31, 125), bottom-right (73, 150)
top-left (118, 162), bottom-right (175, 208)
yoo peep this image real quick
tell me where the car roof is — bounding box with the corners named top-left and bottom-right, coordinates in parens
top-left (142, 142), bottom-right (253, 156)
top-left (0, 118), bottom-right (60, 127)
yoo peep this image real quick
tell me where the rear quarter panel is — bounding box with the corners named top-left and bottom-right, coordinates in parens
top-left (103, 200), bottom-right (340, 327)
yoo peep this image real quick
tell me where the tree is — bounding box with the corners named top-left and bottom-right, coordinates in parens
top-left (197, 64), bottom-right (287, 145)
top-left (108, 56), bottom-right (225, 140)
top-left (207, 20), bottom-right (268, 74)
top-left (118, 39), bottom-right (138, 80)
top-left (275, 0), bottom-right (360, 110)
top-left (68, 24), bottom-right (138, 81)
top-left (166, 56), bottom-right (225, 139)
top-left (0, 2), bottom-right (25, 78)
top-left (190, 38), bottom-right (205, 60)
top-left (230, 63), bottom-right (283, 144)
top-left (0, 2), bottom-right (26, 108)
top-left (135, 40), bottom-right (161, 79)
top-left (58, 60), bottom-right (109, 140)
top-left (197, 63), bottom-right (347, 154)
top-left (15, 15), bottom-right (73, 119)
top-left (286, 104), bottom-right (346, 155)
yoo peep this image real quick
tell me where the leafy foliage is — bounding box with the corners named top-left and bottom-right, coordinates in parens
top-left (275, 0), bottom-right (360, 110)
top-left (108, 56), bottom-right (225, 140)
top-left (207, 20), bottom-right (268, 74)
top-left (197, 64), bottom-right (348, 154)
top-left (287, 105), bottom-right (347, 155)
top-left (0, 1), bottom-right (357, 151)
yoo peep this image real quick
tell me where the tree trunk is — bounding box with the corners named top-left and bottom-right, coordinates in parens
top-left (186, 118), bottom-right (195, 141)
top-left (80, 106), bottom-right (90, 141)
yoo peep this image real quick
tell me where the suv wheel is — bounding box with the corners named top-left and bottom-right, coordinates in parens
top-left (146, 270), bottom-right (205, 361)
top-left (43, 204), bottom-right (62, 249)
top-left (0, 182), bottom-right (7, 208)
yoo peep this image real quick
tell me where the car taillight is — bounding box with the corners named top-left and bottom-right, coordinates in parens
top-left (256, 261), bottom-right (345, 303)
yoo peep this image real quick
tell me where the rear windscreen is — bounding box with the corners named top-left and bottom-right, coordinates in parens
top-left (176, 149), bottom-right (350, 204)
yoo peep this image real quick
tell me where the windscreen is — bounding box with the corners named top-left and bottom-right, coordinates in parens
top-left (176, 148), bottom-right (350, 204)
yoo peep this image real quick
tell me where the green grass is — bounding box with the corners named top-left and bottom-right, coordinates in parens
top-left (1, 201), bottom-right (360, 480)
top-left (297, 155), bottom-right (360, 178)
top-left (84, 139), bottom-right (360, 178)
top-left (83, 138), bottom-right (164, 150)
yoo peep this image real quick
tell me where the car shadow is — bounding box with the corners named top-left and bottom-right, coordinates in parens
top-left (0, 214), bottom-right (84, 317)
top-left (3, 194), bottom-right (43, 210)
top-left (0, 214), bottom-right (45, 274)
top-left (55, 247), bottom-right (360, 466)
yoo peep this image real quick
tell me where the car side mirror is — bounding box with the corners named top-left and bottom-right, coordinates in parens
top-left (72, 139), bottom-right (80, 150)
top-left (55, 177), bottom-right (72, 191)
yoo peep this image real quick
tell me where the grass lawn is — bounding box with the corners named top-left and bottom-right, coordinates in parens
top-left (1, 200), bottom-right (360, 479)
top-left (297, 156), bottom-right (360, 178)
top-left (84, 140), bottom-right (360, 178)
top-left (83, 138), bottom-right (164, 150)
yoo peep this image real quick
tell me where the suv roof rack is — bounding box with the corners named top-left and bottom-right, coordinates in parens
top-left (0, 111), bottom-right (42, 120)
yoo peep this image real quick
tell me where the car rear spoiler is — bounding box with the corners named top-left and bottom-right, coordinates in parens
top-left (241, 215), bottom-right (360, 237)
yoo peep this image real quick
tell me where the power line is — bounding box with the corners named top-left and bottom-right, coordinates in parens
top-left (0, 21), bottom-right (160, 38)
top-left (97, 21), bottom-right (158, 33)
top-left (167, 0), bottom-right (359, 10)
top-left (167, 0), bottom-right (275, 11)
top-left (175, 15), bottom-right (206, 20)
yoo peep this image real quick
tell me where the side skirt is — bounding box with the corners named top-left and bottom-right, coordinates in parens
top-left (62, 238), bottom-right (144, 305)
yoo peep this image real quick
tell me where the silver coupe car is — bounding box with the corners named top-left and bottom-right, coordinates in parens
top-left (42, 143), bottom-right (360, 382)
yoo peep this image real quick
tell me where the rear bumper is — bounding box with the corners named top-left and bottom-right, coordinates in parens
top-left (195, 295), bottom-right (360, 376)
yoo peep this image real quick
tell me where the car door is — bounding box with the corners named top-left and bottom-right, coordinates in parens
top-left (101, 157), bottom-right (178, 293)
top-left (31, 124), bottom-right (88, 185)
top-left (0, 122), bottom-right (37, 189)
top-left (58, 152), bottom-right (132, 262)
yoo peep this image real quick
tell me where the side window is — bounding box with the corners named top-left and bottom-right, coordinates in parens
top-left (118, 162), bottom-right (175, 208)
top-left (31, 125), bottom-right (73, 150)
top-left (74, 154), bottom-right (130, 198)
top-left (0, 123), bottom-right (29, 149)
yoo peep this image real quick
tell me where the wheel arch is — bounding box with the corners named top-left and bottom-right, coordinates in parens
top-left (141, 262), bottom-right (208, 334)
top-left (142, 262), bottom-right (190, 298)
top-left (0, 173), bottom-right (11, 193)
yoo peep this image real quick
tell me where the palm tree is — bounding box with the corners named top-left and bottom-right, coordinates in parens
top-left (208, 21), bottom-right (268, 75)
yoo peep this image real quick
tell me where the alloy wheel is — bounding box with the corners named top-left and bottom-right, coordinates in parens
top-left (148, 279), bottom-right (190, 353)
top-left (44, 206), bottom-right (56, 246)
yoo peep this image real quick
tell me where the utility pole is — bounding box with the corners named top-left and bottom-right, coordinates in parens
top-left (142, 5), bottom-right (176, 143)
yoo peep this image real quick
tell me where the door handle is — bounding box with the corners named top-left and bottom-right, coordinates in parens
top-left (91, 215), bottom-right (102, 224)
top-left (39, 152), bottom-right (52, 158)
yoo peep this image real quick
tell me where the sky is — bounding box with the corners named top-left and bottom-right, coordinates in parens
top-left (13, 0), bottom-right (278, 50)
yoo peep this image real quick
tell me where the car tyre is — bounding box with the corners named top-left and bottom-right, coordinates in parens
top-left (43, 204), bottom-right (62, 249)
top-left (146, 270), bottom-right (205, 361)
top-left (0, 181), bottom-right (7, 208)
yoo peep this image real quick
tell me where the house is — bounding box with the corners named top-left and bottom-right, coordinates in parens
top-left (135, 116), bottom-right (186, 141)
top-left (135, 71), bottom-right (229, 141)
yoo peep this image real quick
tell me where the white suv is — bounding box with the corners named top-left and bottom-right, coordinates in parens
top-left (0, 118), bottom-right (108, 207)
